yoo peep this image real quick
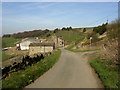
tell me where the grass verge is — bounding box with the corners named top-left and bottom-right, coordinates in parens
top-left (69, 48), bottom-right (100, 52)
top-left (66, 44), bottom-right (75, 50)
top-left (66, 44), bottom-right (100, 52)
top-left (2, 52), bottom-right (16, 61)
top-left (2, 49), bottom-right (61, 88)
top-left (89, 56), bottom-right (119, 88)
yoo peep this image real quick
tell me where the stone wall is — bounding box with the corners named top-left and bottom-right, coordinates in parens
top-left (29, 46), bottom-right (53, 56)
top-left (1, 52), bottom-right (52, 79)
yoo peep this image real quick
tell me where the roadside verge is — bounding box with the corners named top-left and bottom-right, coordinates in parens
top-left (89, 56), bottom-right (119, 88)
top-left (2, 49), bottom-right (61, 88)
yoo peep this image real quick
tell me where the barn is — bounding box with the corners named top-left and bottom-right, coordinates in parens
top-left (29, 43), bottom-right (55, 55)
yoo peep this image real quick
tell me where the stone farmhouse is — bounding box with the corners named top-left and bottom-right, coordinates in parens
top-left (29, 43), bottom-right (55, 56)
top-left (16, 35), bottom-right (64, 56)
top-left (18, 38), bottom-right (40, 50)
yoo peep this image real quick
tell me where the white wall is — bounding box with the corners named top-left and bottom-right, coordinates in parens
top-left (20, 41), bottom-right (31, 50)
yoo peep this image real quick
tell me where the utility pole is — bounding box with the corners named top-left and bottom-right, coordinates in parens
top-left (107, 20), bottom-right (108, 23)
top-left (90, 37), bottom-right (92, 48)
top-left (107, 19), bottom-right (108, 24)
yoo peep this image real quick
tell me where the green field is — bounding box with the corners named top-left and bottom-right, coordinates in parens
top-left (2, 37), bottom-right (21, 48)
top-left (55, 30), bottom-right (85, 43)
top-left (3, 49), bottom-right (61, 88)
top-left (90, 56), bottom-right (119, 88)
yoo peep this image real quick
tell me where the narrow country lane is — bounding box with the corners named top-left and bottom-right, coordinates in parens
top-left (26, 49), bottom-right (103, 88)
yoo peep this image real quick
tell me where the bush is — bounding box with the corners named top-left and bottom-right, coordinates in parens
top-left (86, 31), bottom-right (99, 43)
top-left (93, 23), bottom-right (108, 35)
top-left (83, 28), bottom-right (86, 32)
top-left (106, 19), bottom-right (119, 39)
top-left (84, 39), bottom-right (90, 45)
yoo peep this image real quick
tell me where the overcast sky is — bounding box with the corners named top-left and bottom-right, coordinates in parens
top-left (2, 2), bottom-right (118, 35)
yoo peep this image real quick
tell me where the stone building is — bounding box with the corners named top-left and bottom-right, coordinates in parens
top-left (19, 38), bottom-right (40, 50)
top-left (29, 43), bottom-right (55, 56)
top-left (51, 35), bottom-right (64, 48)
top-left (40, 38), bottom-right (47, 43)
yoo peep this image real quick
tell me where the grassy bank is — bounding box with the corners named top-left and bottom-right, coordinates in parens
top-left (89, 56), bottom-right (119, 88)
top-left (69, 48), bottom-right (100, 52)
top-left (2, 52), bottom-right (16, 61)
top-left (66, 44), bottom-right (100, 52)
top-left (66, 44), bottom-right (75, 50)
top-left (2, 49), bottom-right (61, 88)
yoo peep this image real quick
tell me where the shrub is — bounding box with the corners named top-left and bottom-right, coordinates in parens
top-left (86, 31), bottom-right (99, 43)
top-left (106, 19), bottom-right (119, 39)
top-left (84, 39), bottom-right (90, 45)
top-left (93, 23), bottom-right (108, 35)
top-left (83, 28), bottom-right (86, 32)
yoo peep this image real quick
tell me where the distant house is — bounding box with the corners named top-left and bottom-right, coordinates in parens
top-left (57, 37), bottom-right (64, 47)
top-left (29, 43), bottom-right (55, 55)
top-left (19, 38), bottom-right (40, 50)
top-left (51, 35), bottom-right (64, 48)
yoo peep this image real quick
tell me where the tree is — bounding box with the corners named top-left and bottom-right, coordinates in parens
top-left (93, 23), bottom-right (108, 35)
top-left (69, 26), bottom-right (72, 29)
top-left (83, 28), bottom-right (86, 32)
top-left (62, 27), bottom-right (66, 31)
top-left (46, 34), bottom-right (51, 37)
top-left (86, 31), bottom-right (99, 42)
top-left (3, 34), bottom-right (11, 38)
top-left (54, 28), bottom-right (59, 33)
top-left (45, 29), bottom-right (49, 32)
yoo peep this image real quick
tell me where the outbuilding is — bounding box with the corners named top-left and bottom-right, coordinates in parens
top-left (29, 43), bottom-right (55, 55)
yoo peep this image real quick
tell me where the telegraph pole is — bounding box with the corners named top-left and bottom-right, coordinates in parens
top-left (107, 19), bottom-right (108, 24)
top-left (90, 37), bottom-right (92, 48)
top-left (107, 20), bottom-right (108, 23)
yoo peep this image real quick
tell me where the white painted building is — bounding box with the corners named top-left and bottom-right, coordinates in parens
top-left (19, 38), bottom-right (40, 50)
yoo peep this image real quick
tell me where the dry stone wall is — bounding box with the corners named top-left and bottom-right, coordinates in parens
top-left (1, 52), bottom-right (52, 79)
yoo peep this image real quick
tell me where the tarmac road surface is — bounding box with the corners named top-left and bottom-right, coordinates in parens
top-left (26, 49), bottom-right (103, 88)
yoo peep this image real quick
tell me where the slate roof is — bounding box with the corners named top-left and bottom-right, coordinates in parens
top-left (29, 43), bottom-right (54, 46)
top-left (21, 38), bottom-right (40, 43)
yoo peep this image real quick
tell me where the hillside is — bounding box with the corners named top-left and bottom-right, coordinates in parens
top-left (2, 20), bottom-right (119, 88)
top-left (3, 29), bottom-right (53, 38)
top-left (55, 30), bottom-right (85, 44)
top-left (2, 27), bottom-right (93, 46)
